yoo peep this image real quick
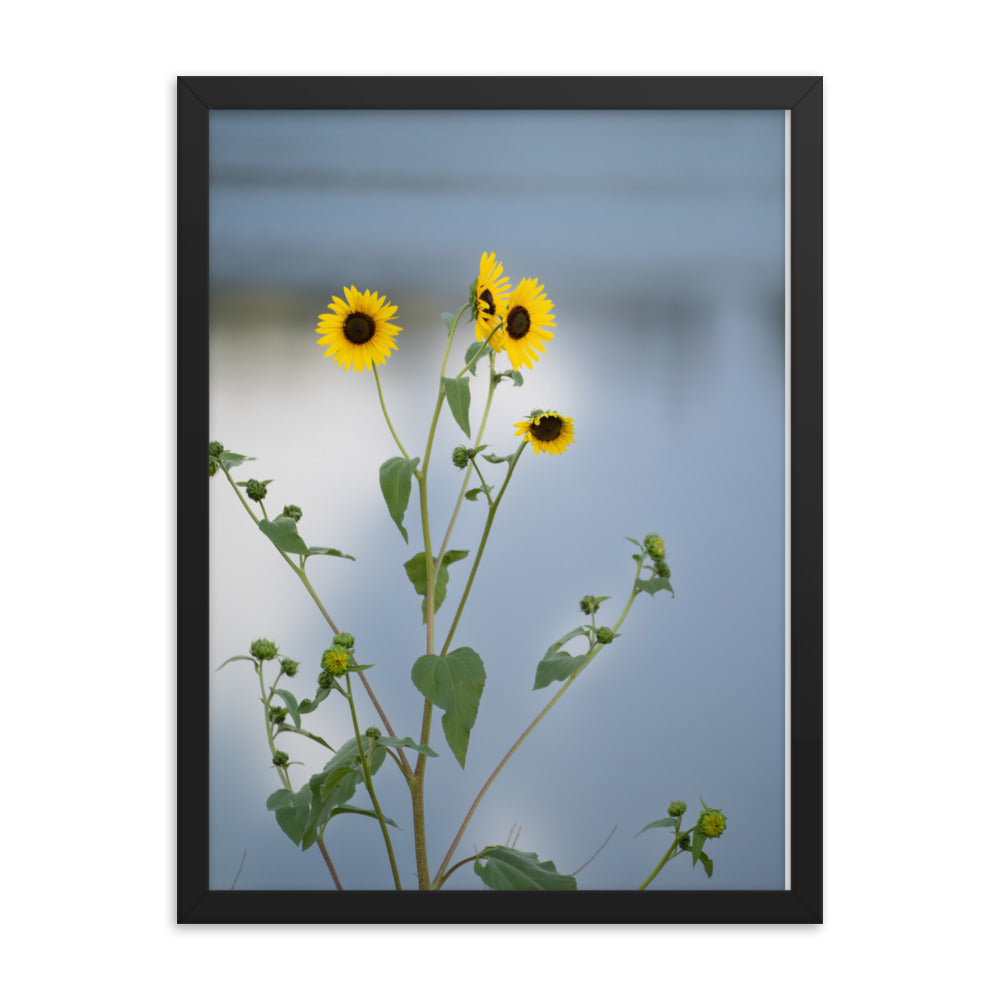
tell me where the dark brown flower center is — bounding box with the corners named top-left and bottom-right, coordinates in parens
top-left (530, 415), bottom-right (563, 441)
top-left (506, 305), bottom-right (531, 339)
top-left (479, 288), bottom-right (496, 317)
top-left (343, 312), bottom-right (376, 345)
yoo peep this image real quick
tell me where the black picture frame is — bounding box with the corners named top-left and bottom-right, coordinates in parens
top-left (178, 75), bottom-right (822, 924)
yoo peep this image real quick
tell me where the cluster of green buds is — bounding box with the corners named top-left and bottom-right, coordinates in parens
top-left (282, 504), bottom-right (302, 522)
top-left (452, 446), bottom-right (470, 469)
top-left (644, 533), bottom-right (671, 579)
top-left (280, 657), bottom-right (299, 677)
top-left (272, 750), bottom-right (290, 767)
top-left (365, 726), bottom-right (381, 741)
top-left (209, 440), bottom-right (225, 478)
top-left (594, 626), bottom-right (615, 645)
top-left (668, 800), bottom-right (687, 817)
top-left (250, 638), bottom-right (278, 661)
top-left (269, 705), bottom-right (288, 724)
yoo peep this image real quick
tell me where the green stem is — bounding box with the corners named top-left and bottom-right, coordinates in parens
top-left (455, 320), bottom-right (502, 379)
top-left (434, 349), bottom-right (498, 573)
top-left (255, 663), bottom-right (291, 792)
top-left (435, 854), bottom-right (480, 888)
top-left (373, 366), bottom-right (410, 461)
top-left (220, 462), bottom-right (409, 775)
top-left (637, 835), bottom-right (682, 891)
top-left (431, 560), bottom-right (644, 887)
top-left (345, 672), bottom-right (402, 890)
top-left (439, 441), bottom-right (527, 656)
top-left (316, 833), bottom-right (344, 890)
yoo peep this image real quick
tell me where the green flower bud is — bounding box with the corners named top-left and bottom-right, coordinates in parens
top-left (250, 638), bottom-right (278, 661)
top-left (321, 647), bottom-right (350, 677)
top-left (209, 459), bottom-right (218, 478)
top-left (678, 833), bottom-right (691, 850)
top-left (595, 626), bottom-right (615, 644)
top-left (365, 726), bottom-right (381, 741)
top-left (209, 441), bottom-right (225, 458)
top-left (245, 479), bottom-right (268, 502)
top-left (644, 533), bottom-right (665, 560)
top-left (317, 671), bottom-right (333, 690)
top-left (579, 595), bottom-right (605, 615)
top-left (272, 750), bottom-right (290, 767)
top-left (654, 558), bottom-right (671, 579)
top-left (280, 657), bottom-right (299, 677)
top-left (333, 632), bottom-right (355, 649)
top-left (269, 706), bottom-right (287, 724)
top-left (698, 807), bottom-right (727, 839)
top-left (452, 446), bottom-right (470, 469)
top-left (668, 800), bottom-right (687, 817)
top-left (282, 504), bottom-right (302, 522)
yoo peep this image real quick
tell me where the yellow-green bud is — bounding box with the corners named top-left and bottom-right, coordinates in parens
top-left (209, 441), bottom-right (225, 458)
top-left (280, 657), bottom-right (299, 677)
top-left (282, 504), bottom-right (302, 522)
top-left (668, 800), bottom-right (687, 817)
top-left (698, 807), bottom-right (727, 839)
top-left (250, 638), bottom-right (278, 661)
top-left (654, 559), bottom-right (671, 579)
top-left (272, 750), bottom-right (290, 767)
top-left (333, 632), bottom-right (355, 649)
top-left (317, 671), bottom-right (333, 690)
top-left (321, 647), bottom-right (350, 676)
top-left (453, 446), bottom-right (470, 469)
top-left (365, 726), bottom-right (381, 741)
top-left (595, 626), bottom-right (615, 644)
top-left (644, 533), bottom-right (665, 560)
top-left (245, 479), bottom-right (268, 502)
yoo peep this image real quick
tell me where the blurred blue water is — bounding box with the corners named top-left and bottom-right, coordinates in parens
top-left (208, 109), bottom-right (787, 891)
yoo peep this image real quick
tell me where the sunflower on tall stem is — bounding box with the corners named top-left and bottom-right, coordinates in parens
top-left (212, 250), bottom-right (728, 890)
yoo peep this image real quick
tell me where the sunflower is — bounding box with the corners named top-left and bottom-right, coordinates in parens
top-left (501, 278), bottom-right (555, 370)
top-left (473, 251), bottom-right (510, 348)
top-left (514, 410), bottom-right (575, 456)
top-left (316, 286), bottom-right (401, 372)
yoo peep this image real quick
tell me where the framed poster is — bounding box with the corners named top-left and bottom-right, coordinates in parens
top-left (178, 76), bottom-right (822, 922)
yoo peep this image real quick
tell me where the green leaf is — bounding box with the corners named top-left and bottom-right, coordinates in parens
top-left (306, 545), bottom-right (355, 560)
top-left (698, 852), bottom-right (714, 878)
top-left (464, 341), bottom-right (482, 375)
top-left (441, 376), bottom-right (472, 437)
top-left (220, 450), bottom-right (254, 471)
top-left (376, 735), bottom-right (438, 757)
top-left (483, 452), bottom-right (515, 466)
top-left (473, 846), bottom-right (577, 891)
top-left (624, 536), bottom-right (642, 547)
top-left (465, 487), bottom-right (487, 502)
top-left (637, 576), bottom-right (674, 598)
top-left (636, 816), bottom-right (679, 835)
top-left (273, 689), bottom-right (301, 730)
top-left (690, 829), bottom-right (707, 866)
top-left (326, 805), bottom-right (402, 830)
top-left (533, 626), bottom-right (589, 690)
top-left (266, 786), bottom-right (312, 846)
top-left (273, 723), bottom-right (335, 753)
top-left (216, 655), bottom-right (257, 671)
top-left (403, 549), bottom-right (469, 622)
top-left (499, 369), bottom-right (524, 387)
top-left (411, 647), bottom-right (486, 768)
top-left (378, 456), bottom-right (420, 543)
top-left (258, 515), bottom-right (355, 561)
top-left (297, 686), bottom-right (331, 715)
top-left (442, 311), bottom-right (457, 330)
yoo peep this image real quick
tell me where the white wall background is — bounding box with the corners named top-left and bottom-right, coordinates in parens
top-left (4, 1), bottom-right (997, 997)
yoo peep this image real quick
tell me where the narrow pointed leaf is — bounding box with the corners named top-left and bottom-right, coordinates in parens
top-left (411, 647), bottom-right (485, 767)
top-left (442, 376), bottom-right (472, 437)
top-left (473, 846), bottom-right (577, 891)
top-left (378, 456), bottom-right (420, 543)
top-left (376, 735), bottom-right (438, 757)
top-left (464, 341), bottom-right (482, 375)
top-left (273, 723), bottom-right (335, 753)
top-left (216, 655), bottom-right (257, 670)
top-left (690, 829), bottom-right (707, 866)
top-left (636, 816), bottom-right (679, 835)
top-left (698, 852), bottom-right (714, 878)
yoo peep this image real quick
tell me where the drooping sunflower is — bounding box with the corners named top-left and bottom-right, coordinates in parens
top-left (473, 251), bottom-right (510, 348)
top-left (514, 410), bottom-right (575, 456)
top-left (316, 286), bottom-right (401, 372)
top-left (501, 278), bottom-right (556, 370)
